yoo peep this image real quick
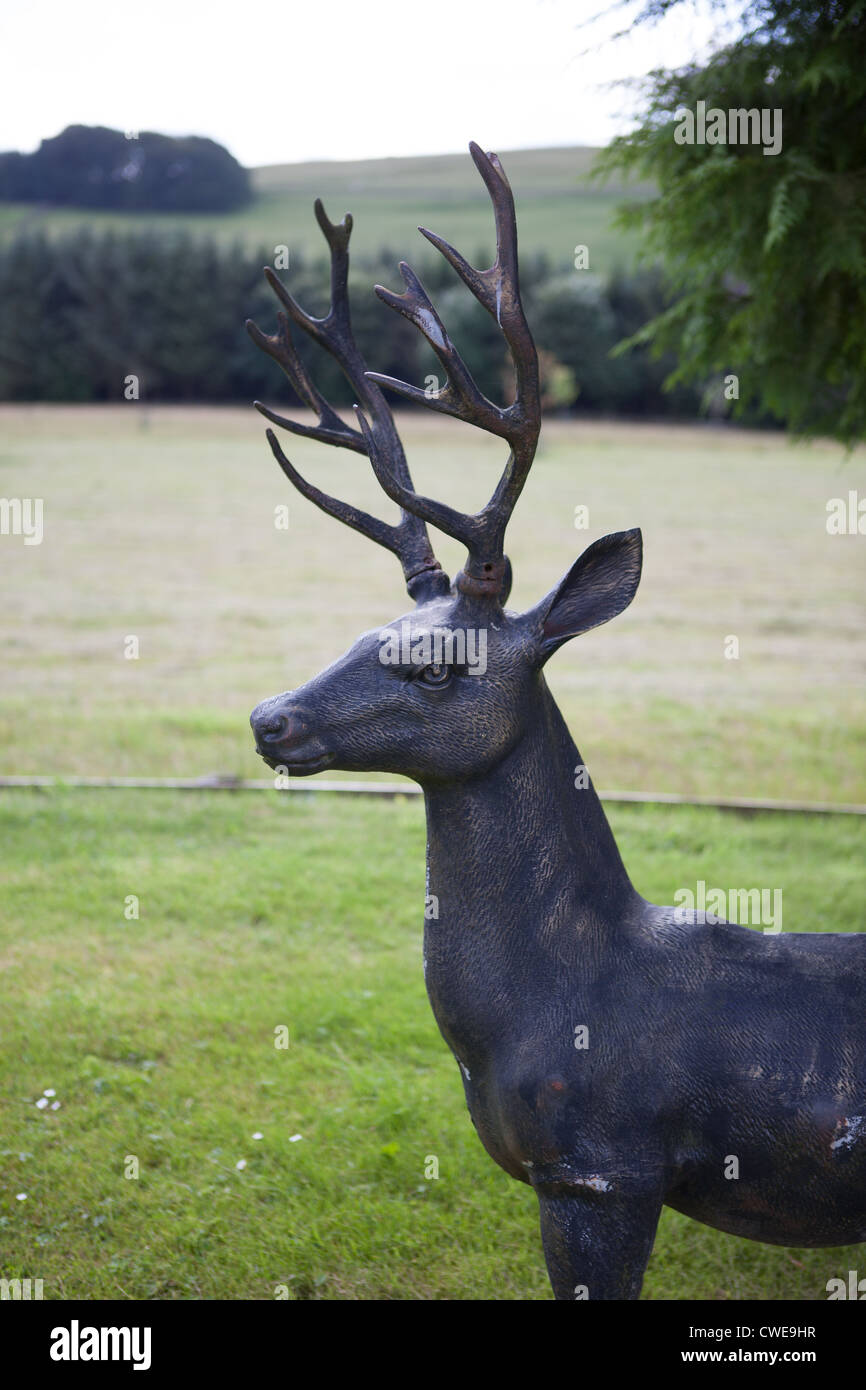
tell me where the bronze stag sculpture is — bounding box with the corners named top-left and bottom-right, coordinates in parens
top-left (247, 143), bottom-right (866, 1299)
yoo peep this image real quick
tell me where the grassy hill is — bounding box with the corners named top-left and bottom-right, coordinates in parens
top-left (0, 145), bottom-right (648, 273)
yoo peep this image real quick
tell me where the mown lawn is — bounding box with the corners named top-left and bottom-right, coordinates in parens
top-left (1, 407), bottom-right (864, 803)
top-left (1, 403), bottom-right (863, 1299)
top-left (0, 789), bottom-right (863, 1300)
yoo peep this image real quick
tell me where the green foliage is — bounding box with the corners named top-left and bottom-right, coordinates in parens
top-left (0, 227), bottom-right (705, 416)
top-left (0, 125), bottom-right (250, 212)
top-left (598, 1), bottom-right (866, 444)
top-left (530, 265), bottom-right (704, 415)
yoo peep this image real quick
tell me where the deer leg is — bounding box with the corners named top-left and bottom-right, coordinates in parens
top-left (534, 1184), bottom-right (663, 1301)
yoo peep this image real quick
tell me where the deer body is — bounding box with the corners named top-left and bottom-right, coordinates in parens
top-left (247, 143), bottom-right (865, 1298)
top-left (426, 735), bottom-right (866, 1259)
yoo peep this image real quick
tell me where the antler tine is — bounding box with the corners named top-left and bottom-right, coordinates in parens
top-left (266, 429), bottom-right (405, 556)
top-left (363, 142), bottom-right (541, 595)
top-left (246, 199), bottom-right (449, 600)
top-left (313, 198), bottom-right (353, 334)
top-left (247, 309), bottom-right (366, 453)
top-left (245, 207), bottom-right (383, 449)
top-left (368, 263), bottom-right (515, 441)
top-left (355, 407), bottom-right (479, 550)
top-left (418, 143), bottom-right (530, 390)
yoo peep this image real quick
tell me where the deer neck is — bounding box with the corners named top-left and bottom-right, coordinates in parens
top-left (422, 679), bottom-right (638, 963)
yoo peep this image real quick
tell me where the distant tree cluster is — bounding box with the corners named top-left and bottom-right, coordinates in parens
top-left (0, 227), bottom-right (725, 420)
top-left (0, 126), bottom-right (250, 212)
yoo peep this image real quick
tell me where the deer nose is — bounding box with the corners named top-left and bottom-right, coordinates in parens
top-left (250, 699), bottom-right (297, 745)
top-left (257, 713), bottom-right (289, 742)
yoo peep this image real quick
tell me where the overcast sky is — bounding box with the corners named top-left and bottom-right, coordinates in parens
top-left (1, 0), bottom-right (731, 167)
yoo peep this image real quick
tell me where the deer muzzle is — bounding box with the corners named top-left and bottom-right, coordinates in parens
top-left (250, 697), bottom-right (333, 774)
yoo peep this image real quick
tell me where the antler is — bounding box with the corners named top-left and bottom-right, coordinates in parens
top-left (246, 199), bottom-right (449, 601)
top-left (361, 141), bottom-right (541, 599)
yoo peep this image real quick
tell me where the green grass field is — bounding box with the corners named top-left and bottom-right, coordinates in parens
top-left (1, 789), bottom-right (863, 1300)
top-left (1, 405), bottom-right (864, 1299)
top-left (0, 146), bottom-right (646, 273)
top-left (1, 406), bottom-right (864, 801)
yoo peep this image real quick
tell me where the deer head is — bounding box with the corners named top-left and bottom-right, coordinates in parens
top-left (247, 143), bottom-right (642, 788)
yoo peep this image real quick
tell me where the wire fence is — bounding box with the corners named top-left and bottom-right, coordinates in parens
top-left (1, 775), bottom-right (863, 815)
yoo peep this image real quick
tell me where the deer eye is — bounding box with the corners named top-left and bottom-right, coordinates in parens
top-left (417, 663), bottom-right (452, 688)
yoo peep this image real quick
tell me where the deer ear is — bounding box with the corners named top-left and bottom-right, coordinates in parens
top-left (530, 529), bottom-right (642, 663)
